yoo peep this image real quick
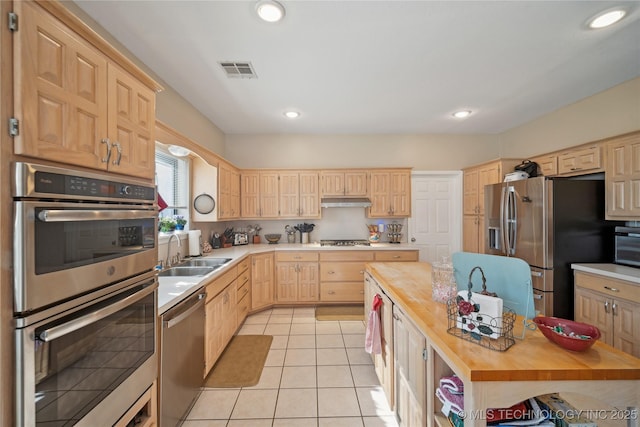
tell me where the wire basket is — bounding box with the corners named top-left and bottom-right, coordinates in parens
top-left (446, 297), bottom-right (516, 351)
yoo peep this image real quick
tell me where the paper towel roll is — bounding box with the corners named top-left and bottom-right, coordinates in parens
top-left (188, 230), bottom-right (202, 256)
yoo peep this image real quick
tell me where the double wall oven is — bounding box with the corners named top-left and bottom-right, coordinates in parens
top-left (13, 162), bottom-right (158, 426)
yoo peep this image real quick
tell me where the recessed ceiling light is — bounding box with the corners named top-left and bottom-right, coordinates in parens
top-left (588, 9), bottom-right (626, 29)
top-left (284, 111), bottom-right (300, 119)
top-left (256, 0), bottom-right (285, 23)
top-left (452, 110), bottom-right (472, 119)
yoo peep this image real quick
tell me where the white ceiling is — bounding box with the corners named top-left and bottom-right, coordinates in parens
top-left (73, 1), bottom-right (640, 135)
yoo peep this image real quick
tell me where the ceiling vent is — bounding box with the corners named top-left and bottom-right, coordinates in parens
top-left (219, 62), bottom-right (257, 79)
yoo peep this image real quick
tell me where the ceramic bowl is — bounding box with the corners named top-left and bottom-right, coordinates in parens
top-left (264, 234), bottom-right (282, 244)
top-left (533, 316), bottom-right (600, 352)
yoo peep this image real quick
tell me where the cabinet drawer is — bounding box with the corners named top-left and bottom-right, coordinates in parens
top-left (374, 250), bottom-right (418, 261)
top-left (237, 268), bottom-right (250, 287)
top-left (321, 262), bottom-right (367, 281)
top-left (276, 251), bottom-right (319, 262)
top-left (320, 251), bottom-right (374, 262)
top-left (320, 282), bottom-right (365, 302)
top-left (206, 266), bottom-right (238, 302)
top-left (237, 257), bottom-right (250, 274)
top-left (574, 271), bottom-right (640, 304)
top-left (237, 280), bottom-right (250, 303)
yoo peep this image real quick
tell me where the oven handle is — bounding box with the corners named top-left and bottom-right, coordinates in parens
top-left (37, 209), bottom-right (156, 222)
top-left (37, 282), bottom-right (156, 342)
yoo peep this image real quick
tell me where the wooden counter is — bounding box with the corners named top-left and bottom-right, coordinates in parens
top-left (366, 262), bottom-right (640, 427)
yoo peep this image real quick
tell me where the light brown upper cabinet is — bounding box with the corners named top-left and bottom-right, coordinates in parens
top-left (605, 132), bottom-right (640, 219)
top-left (529, 154), bottom-right (558, 176)
top-left (321, 170), bottom-right (368, 197)
top-left (279, 171), bottom-right (321, 219)
top-left (13, 1), bottom-right (160, 180)
top-left (557, 144), bottom-right (603, 176)
top-left (368, 169), bottom-right (412, 218)
top-left (240, 171), bottom-right (279, 218)
top-left (218, 161), bottom-right (240, 220)
top-left (462, 159), bottom-right (520, 253)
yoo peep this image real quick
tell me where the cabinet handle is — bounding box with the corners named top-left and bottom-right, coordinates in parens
top-left (603, 286), bottom-right (620, 292)
top-left (612, 302), bottom-right (617, 316)
top-left (365, 277), bottom-right (370, 282)
top-left (112, 141), bottom-right (122, 165)
top-left (359, 270), bottom-right (364, 274)
top-left (101, 138), bottom-right (112, 164)
top-left (328, 271), bottom-right (335, 275)
top-left (360, 290), bottom-right (364, 294)
top-left (604, 300), bottom-right (610, 314)
top-left (328, 291), bottom-right (335, 295)
top-left (393, 255), bottom-right (400, 259)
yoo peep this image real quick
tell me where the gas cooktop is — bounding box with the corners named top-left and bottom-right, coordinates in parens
top-left (320, 239), bottom-right (371, 247)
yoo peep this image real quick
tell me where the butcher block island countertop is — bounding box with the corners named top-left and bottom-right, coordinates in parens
top-left (365, 262), bottom-right (640, 427)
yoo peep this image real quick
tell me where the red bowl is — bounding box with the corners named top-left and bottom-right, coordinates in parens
top-left (533, 316), bottom-right (600, 352)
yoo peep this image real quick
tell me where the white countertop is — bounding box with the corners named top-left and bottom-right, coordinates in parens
top-left (571, 263), bottom-right (640, 284)
top-left (158, 242), bottom-right (418, 314)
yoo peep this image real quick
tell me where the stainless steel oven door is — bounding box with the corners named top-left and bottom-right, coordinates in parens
top-left (14, 200), bottom-right (157, 314)
top-left (15, 274), bottom-right (157, 427)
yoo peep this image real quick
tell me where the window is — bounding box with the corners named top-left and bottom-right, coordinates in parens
top-left (155, 147), bottom-right (189, 223)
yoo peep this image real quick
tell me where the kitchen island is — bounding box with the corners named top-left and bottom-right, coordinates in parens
top-left (365, 261), bottom-right (640, 427)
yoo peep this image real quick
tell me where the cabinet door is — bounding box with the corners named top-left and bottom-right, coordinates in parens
top-left (606, 134), bottom-right (640, 218)
top-left (321, 172), bottom-right (345, 196)
top-left (478, 164), bottom-right (501, 214)
top-left (251, 254), bottom-right (274, 310)
top-left (298, 263), bottom-right (319, 302)
top-left (612, 298), bottom-right (640, 358)
top-left (574, 286), bottom-right (613, 346)
top-left (14, 1), bottom-right (108, 170)
top-left (558, 146), bottom-right (602, 175)
top-left (344, 172), bottom-right (368, 196)
top-left (463, 169), bottom-right (479, 215)
top-left (394, 306), bottom-right (426, 427)
top-left (279, 173), bottom-right (300, 218)
top-left (241, 172), bottom-right (260, 218)
top-left (219, 163), bottom-right (240, 219)
top-left (299, 172), bottom-right (320, 218)
top-left (276, 262), bottom-right (297, 302)
top-left (530, 155), bottom-right (558, 176)
top-left (260, 173), bottom-right (280, 218)
top-left (369, 172), bottom-right (391, 217)
top-left (390, 171), bottom-right (411, 216)
top-left (107, 64), bottom-right (155, 179)
top-left (462, 215), bottom-right (479, 253)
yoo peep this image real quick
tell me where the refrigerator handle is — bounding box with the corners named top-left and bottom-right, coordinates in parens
top-left (508, 186), bottom-right (517, 255)
top-left (500, 185), bottom-right (508, 255)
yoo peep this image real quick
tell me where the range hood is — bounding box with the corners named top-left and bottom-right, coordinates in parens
top-left (320, 197), bottom-right (372, 208)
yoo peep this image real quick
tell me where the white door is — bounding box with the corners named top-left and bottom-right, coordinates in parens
top-left (408, 171), bottom-right (462, 263)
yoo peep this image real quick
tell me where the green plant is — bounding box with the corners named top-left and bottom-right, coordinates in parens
top-left (159, 217), bottom-right (176, 232)
top-left (174, 215), bottom-right (187, 226)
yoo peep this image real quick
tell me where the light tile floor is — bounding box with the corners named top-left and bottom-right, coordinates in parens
top-left (183, 307), bottom-right (399, 427)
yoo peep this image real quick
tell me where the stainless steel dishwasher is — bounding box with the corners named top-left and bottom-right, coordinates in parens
top-left (160, 288), bottom-right (206, 427)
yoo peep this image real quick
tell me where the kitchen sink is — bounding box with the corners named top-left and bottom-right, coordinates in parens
top-left (158, 266), bottom-right (216, 277)
top-left (180, 258), bottom-right (232, 268)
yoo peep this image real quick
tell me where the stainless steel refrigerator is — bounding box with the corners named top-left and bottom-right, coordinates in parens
top-left (485, 176), bottom-right (616, 319)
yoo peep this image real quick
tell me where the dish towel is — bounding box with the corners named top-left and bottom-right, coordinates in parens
top-left (439, 375), bottom-right (464, 394)
top-left (436, 386), bottom-right (464, 416)
top-left (365, 294), bottom-right (383, 354)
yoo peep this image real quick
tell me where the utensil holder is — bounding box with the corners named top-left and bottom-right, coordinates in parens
top-left (287, 233), bottom-right (296, 243)
top-left (301, 232), bottom-right (309, 244)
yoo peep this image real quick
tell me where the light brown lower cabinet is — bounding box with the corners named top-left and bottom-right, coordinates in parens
top-left (393, 305), bottom-right (427, 427)
top-left (275, 252), bottom-right (319, 302)
top-left (251, 253), bottom-right (275, 310)
top-left (574, 270), bottom-right (640, 358)
top-left (364, 272), bottom-right (394, 409)
top-left (204, 265), bottom-right (239, 376)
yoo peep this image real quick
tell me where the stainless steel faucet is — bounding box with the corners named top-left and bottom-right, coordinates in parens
top-left (166, 234), bottom-right (182, 267)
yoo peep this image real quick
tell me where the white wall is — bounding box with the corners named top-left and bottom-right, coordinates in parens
top-left (225, 134), bottom-right (499, 170)
top-left (499, 77), bottom-right (640, 158)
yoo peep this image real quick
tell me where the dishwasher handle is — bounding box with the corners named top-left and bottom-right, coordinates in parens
top-left (163, 292), bottom-right (206, 329)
